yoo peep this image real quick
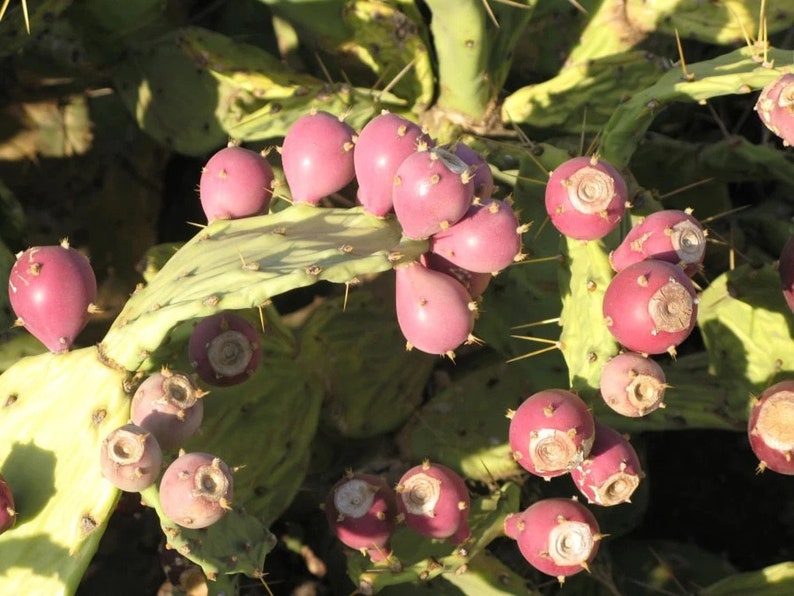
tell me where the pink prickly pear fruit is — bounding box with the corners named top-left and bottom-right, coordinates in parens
top-left (396, 461), bottom-right (471, 544)
top-left (420, 252), bottom-right (491, 299)
top-left (281, 110), bottom-right (356, 205)
top-left (599, 352), bottom-right (667, 417)
top-left (130, 369), bottom-right (206, 451)
top-left (779, 235), bottom-right (794, 313)
top-left (0, 475), bottom-right (16, 535)
top-left (504, 497), bottom-right (601, 582)
top-left (199, 144), bottom-right (275, 222)
top-left (609, 209), bottom-right (706, 276)
top-left (392, 146), bottom-right (475, 239)
top-left (100, 423), bottom-right (163, 493)
top-left (159, 452), bottom-right (233, 529)
top-left (7, 240), bottom-right (98, 353)
top-left (602, 259), bottom-right (698, 356)
top-left (429, 198), bottom-right (525, 274)
top-left (188, 311), bottom-right (262, 387)
top-left (748, 379), bottom-right (794, 475)
top-left (755, 73), bottom-right (794, 146)
top-left (570, 421), bottom-right (643, 506)
top-left (544, 155), bottom-right (627, 241)
top-left (325, 472), bottom-right (397, 561)
top-left (354, 111), bottom-right (433, 216)
top-left (507, 389), bottom-right (596, 479)
top-left (443, 141), bottom-right (495, 200)
top-left (394, 260), bottom-right (477, 358)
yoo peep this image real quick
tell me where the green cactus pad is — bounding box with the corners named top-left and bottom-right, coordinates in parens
top-left (701, 561), bottom-right (794, 595)
top-left (100, 205), bottom-right (427, 372)
top-left (0, 0), bottom-right (72, 58)
top-left (0, 347), bottom-right (130, 594)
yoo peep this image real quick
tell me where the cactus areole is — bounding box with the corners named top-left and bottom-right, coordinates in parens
top-left (748, 380), bottom-right (794, 475)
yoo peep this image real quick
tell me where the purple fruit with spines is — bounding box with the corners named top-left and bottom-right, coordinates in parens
top-left (443, 141), bottom-right (495, 200)
top-left (748, 379), bottom-right (794, 475)
top-left (130, 368), bottom-right (206, 451)
top-left (609, 208), bottom-right (706, 277)
top-left (392, 146), bottom-right (475, 239)
top-left (199, 143), bottom-right (275, 222)
top-left (7, 240), bottom-right (98, 353)
top-left (755, 73), bottom-right (794, 146)
top-left (778, 235), bottom-right (794, 313)
top-left (429, 198), bottom-right (526, 274)
top-left (188, 311), bottom-right (262, 387)
top-left (507, 389), bottom-right (596, 479)
top-left (544, 155), bottom-right (627, 241)
top-left (394, 260), bottom-right (477, 358)
top-left (354, 111), bottom-right (433, 216)
top-left (599, 351), bottom-right (667, 417)
top-left (100, 423), bottom-right (163, 493)
top-left (159, 452), bottom-right (233, 529)
top-left (280, 109), bottom-right (356, 205)
top-left (570, 421), bottom-right (643, 506)
top-left (420, 252), bottom-right (491, 299)
top-left (395, 461), bottom-right (471, 544)
top-left (325, 472), bottom-right (397, 562)
top-left (602, 259), bottom-right (699, 356)
top-left (504, 497), bottom-right (601, 582)
top-left (0, 474), bottom-right (16, 535)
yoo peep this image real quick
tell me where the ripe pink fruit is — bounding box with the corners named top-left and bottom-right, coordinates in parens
top-left (420, 252), bottom-right (491, 299)
top-left (609, 209), bottom-right (706, 276)
top-left (0, 475), bottom-right (16, 535)
top-left (199, 145), bottom-right (274, 222)
top-left (443, 141), bottom-right (494, 199)
top-left (504, 497), bottom-right (601, 582)
top-left (508, 389), bottom-right (596, 479)
top-left (748, 379), bottom-right (794, 475)
top-left (755, 73), bottom-right (794, 146)
top-left (392, 147), bottom-right (475, 239)
top-left (325, 472), bottom-right (397, 561)
top-left (100, 423), bottom-right (163, 492)
top-left (7, 241), bottom-right (98, 353)
top-left (429, 198), bottom-right (524, 273)
top-left (599, 352), bottom-right (667, 417)
top-left (159, 452), bottom-right (233, 529)
top-left (779, 235), bottom-right (794, 313)
top-left (394, 260), bottom-right (477, 357)
top-left (130, 369), bottom-right (205, 451)
top-left (544, 156), bottom-right (627, 241)
top-left (281, 110), bottom-right (356, 205)
top-left (396, 461), bottom-right (471, 544)
top-left (602, 259), bottom-right (698, 355)
top-left (570, 421), bottom-right (643, 506)
top-left (354, 112), bottom-right (433, 216)
top-left (188, 312), bottom-right (262, 387)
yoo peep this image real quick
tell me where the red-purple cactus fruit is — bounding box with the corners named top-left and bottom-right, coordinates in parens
top-left (420, 252), bottom-right (491, 299)
top-left (570, 421), bottom-right (643, 506)
top-left (507, 389), bottom-right (596, 479)
top-left (395, 461), bottom-right (471, 544)
top-left (198, 144), bottom-right (275, 222)
top-left (130, 369), bottom-right (205, 451)
top-left (779, 235), bottom-right (794, 313)
top-left (755, 73), bottom-right (794, 146)
top-left (188, 311), bottom-right (262, 387)
top-left (609, 209), bottom-right (706, 276)
top-left (443, 141), bottom-right (495, 200)
top-left (7, 241), bottom-right (98, 353)
top-left (504, 497), bottom-right (601, 582)
top-left (748, 379), bottom-right (794, 475)
top-left (394, 260), bottom-right (477, 357)
top-left (100, 423), bottom-right (163, 493)
top-left (0, 475), bottom-right (16, 535)
top-left (392, 146), bottom-right (475, 240)
top-left (159, 452), bottom-right (233, 529)
top-left (602, 259), bottom-right (698, 355)
top-left (429, 198), bottom-right (525, 274)
top-left (324, 472), bottom-right (397, 561)
top-left (354, 111), bottom-right (433, 216)
top-left (281, 110), bottom-right (356, 205)
top-left (599, 352), bottom-right (667, 417)
top-left (544, 156), bottom-right (627, 241)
